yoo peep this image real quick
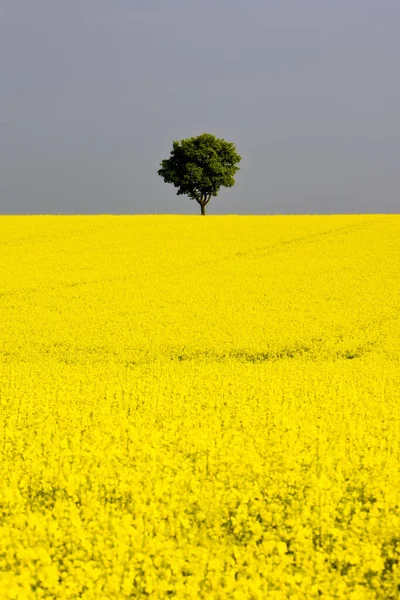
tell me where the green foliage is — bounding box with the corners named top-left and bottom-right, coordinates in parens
top-left (158, 133), bottom-right (241, 214)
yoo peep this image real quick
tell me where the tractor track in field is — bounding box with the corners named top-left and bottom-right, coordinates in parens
top-left (0, 217), bottom-right (388, 302)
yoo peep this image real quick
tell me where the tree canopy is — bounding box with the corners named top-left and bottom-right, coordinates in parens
top-left (158, 133), bottom-right (241, 215)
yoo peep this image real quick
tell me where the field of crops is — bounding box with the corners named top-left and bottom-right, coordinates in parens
top-left (0, 215), bottom-right (399, 599)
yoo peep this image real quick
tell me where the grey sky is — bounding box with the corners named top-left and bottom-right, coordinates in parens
top-left (0, 0), bottom-right (399, 215)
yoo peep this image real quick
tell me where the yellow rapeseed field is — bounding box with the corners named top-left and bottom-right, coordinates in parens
top-left (0, 214), bottom-right (399, 599)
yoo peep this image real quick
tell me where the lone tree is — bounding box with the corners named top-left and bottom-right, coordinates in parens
top-left (158, 133), bottom-right (241, 215)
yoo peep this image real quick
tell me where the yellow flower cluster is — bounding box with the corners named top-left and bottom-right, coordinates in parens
top-left (0, 215), bottom-right (399, 599)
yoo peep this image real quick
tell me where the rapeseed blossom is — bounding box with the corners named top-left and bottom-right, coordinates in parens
top-left (0, 215), bottom-right (399, 598)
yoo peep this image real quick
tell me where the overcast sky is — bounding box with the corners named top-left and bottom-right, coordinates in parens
top-left (0, 0), bottom-right (399, 215)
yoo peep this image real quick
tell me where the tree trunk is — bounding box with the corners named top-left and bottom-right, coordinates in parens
top-left (200, 203), bottom-right (206, 216)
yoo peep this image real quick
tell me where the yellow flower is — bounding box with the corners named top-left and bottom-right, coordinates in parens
top-left (0, 214), bottom-right (399, 598)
